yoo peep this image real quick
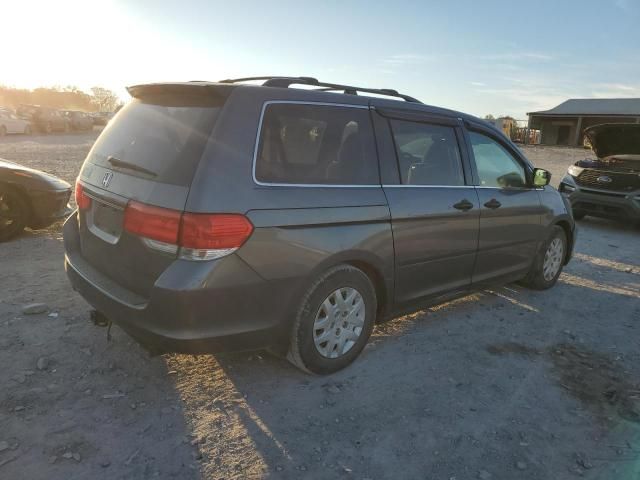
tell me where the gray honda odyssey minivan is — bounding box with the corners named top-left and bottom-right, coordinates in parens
top-left (64, 76), bottom-right (576, 374)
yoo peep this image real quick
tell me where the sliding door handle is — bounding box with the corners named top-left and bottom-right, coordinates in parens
top-left (453, 199), bottom-right (474, 211)
top-left (484, 198), bottom-right (502, 209)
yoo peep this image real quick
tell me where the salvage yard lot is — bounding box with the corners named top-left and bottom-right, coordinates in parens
top-left (0, 132), bottom-right (639, 480)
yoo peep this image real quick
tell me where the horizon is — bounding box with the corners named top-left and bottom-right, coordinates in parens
top-left (4, 0), bottom-right (640, 119)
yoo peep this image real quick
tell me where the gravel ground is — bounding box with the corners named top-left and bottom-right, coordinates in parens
top-left (0, 133), bottom-right (639, 480)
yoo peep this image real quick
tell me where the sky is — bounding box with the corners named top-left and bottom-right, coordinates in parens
top-left (3, 0), bottom-right (640, 119)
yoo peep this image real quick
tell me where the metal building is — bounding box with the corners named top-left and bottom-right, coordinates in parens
top-left (528, 98), bottom-right (640, 146)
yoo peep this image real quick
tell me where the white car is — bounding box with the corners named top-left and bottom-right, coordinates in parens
top-left (0, 108), bottom-right (32, 136)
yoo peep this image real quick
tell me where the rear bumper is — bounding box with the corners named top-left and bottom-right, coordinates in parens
top-left (560, 175), bottom-right (640, 220)
top-left (63, 215), bottom-right (293, 354)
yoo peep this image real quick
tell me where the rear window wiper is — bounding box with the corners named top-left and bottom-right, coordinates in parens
top-left (107, 156), bottom-right (157, 178)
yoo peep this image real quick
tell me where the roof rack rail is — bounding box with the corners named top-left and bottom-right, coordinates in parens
top-left (218, 76), bottom-right (422, 103)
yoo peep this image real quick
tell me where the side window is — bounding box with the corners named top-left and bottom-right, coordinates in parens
top-left (389, 120), bottom-right (465, 186)
top-left (469, 131), bottom-right (527, 188)
top-left (255, 103), bottom-right (378, 185)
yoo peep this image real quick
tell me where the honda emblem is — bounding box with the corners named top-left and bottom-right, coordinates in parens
top-left (102, 172), bottom-right (113, 188)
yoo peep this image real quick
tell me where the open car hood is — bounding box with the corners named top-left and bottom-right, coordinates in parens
top-left (584, 123), bottom-right (640, 159)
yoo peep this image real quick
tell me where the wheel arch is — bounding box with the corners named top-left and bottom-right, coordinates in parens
top-left (345, 259), bottom-right (389, 321)
top-left (552, 218), bottom-right (574, 265)
top-left (300, 250), bottom-right (393, 322)
top-left (0, 181), bottom-right (32, 216)
top-left (0, 181), bottom-right (33, 234)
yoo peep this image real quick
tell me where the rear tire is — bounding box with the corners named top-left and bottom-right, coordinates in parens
top-left (0, 186), bottom-right (30, 242)
top-left (519, 226), bottom-right (567, 290)
top-left (288, 264), bottom-right (376, 375)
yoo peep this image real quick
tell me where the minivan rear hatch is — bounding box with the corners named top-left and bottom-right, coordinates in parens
top-left (76, 84), bottom-right (228, 298)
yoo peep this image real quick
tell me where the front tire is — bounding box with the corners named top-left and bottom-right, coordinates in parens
top-left (0, 187), bottom-right (30, 242)
top-left (520, 226), bottom-right (567, 290)
top-left (288, 265), bottom-right (377, 375)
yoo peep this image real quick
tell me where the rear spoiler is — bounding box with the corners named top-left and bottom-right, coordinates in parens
top-left (126, 83), bottom-right (232, 105)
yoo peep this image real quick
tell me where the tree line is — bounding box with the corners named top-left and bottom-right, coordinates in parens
top-left (0, 85), bottom-right (123, 112)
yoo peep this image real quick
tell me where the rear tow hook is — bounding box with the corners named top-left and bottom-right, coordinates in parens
top-left (90, 310), bottom-right (113, 341)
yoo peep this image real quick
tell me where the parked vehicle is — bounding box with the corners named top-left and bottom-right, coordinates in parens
top-left (0, 108), bottom-right (32, 136)
top-left (90, 112), bottom-right (114, 126)
top-left (64, 77), bottom-right (576, 374)
top-left (17, 105), bottom-right (70, 133)
top-left (62, 110), bottom-right (94, 131)
top-left (0, 159), bottom-right (72, 241)
top-left (560, 123), bottom-right (640, 223)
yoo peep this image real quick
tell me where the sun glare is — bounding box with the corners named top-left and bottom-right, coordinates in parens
top-left (3, 1), bottom-right (118, 88)
top-left (2, 0), bottom-right (222, 99)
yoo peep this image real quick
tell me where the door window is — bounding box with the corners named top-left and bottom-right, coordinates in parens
top-left (389, 120), bottom-right (465, 186)
top-left (255, 103), bottom-right (378, 185)
top-left (468, 131), bottom-right (527, 188)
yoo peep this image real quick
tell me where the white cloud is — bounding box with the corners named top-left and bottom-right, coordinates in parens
top-left (479, 52), bottom-right (554, 62)
top-left (591, 83), bottom-right (640, 98)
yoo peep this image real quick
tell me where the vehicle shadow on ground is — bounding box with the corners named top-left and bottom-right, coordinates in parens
top-left (0, 231), bottom-right (202, 480)
top-left (164, 231), bottom-right (639, 479)
top-left (4, 218), bottom-right (637, 479)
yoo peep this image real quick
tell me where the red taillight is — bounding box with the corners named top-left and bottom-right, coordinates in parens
top-left (122, 201), bottom-right (253, 259)
top-left (123, 201), bottom-right (181, 245)
top-left (74, 182), bottom-right (91, 210)
top-left (180, 213), bottom-right (254, 249)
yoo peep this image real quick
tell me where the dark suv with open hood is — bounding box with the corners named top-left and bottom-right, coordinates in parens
top-left (63, 76), bottom-right (576, 374)
top-left (560, 124), bottom-right (640, 223)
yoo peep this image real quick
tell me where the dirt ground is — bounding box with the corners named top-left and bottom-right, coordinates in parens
top-left (0, 132), bottom-right (639, 480)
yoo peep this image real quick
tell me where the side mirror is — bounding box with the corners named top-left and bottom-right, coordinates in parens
top-left (533, 168), bottom-right (551, 187)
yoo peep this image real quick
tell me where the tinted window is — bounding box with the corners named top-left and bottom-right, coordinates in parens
top-left (390, 120), bottom-right (464, 186)
top-left (87, 97), bottom-right (223, 186)
top-left (255, 103), bottom-right (378, 185)
top-left (469, 131), bottom-right (527, 188)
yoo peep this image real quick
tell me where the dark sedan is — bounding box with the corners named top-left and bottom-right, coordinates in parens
top-left (0, 159), bottom-right (72, 241)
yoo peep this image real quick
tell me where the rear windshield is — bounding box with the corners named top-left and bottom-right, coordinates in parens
top-left (86, 95), bottom-right (223, 186)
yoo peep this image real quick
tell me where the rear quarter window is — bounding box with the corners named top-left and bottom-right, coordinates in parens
top-left (255, 103), bottom-right (379, 185)
top-left (87, 96), bottom-right (223, 186)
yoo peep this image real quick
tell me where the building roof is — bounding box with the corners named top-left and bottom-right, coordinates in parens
top-left (528, 98), bottom-right (640, 116)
